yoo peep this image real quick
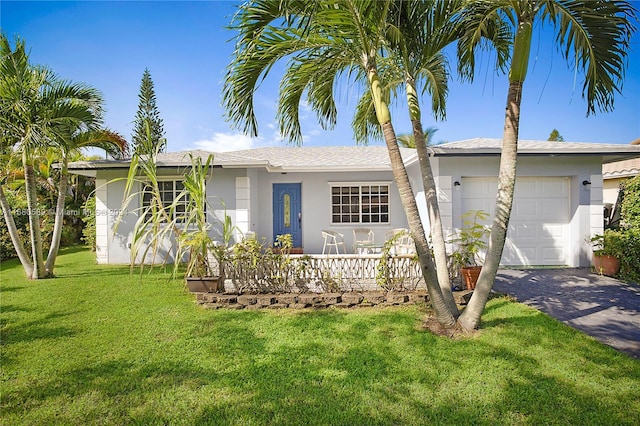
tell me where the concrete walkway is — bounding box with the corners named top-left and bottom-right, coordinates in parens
top-left (492, 268), bottom-right (640, 360)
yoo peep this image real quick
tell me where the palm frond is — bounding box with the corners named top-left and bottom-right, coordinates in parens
top-left (540, 0), bottom-right (637, 114)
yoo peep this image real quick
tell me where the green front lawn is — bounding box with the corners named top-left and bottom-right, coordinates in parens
top-left (1, 248), bottom-right (639, 425)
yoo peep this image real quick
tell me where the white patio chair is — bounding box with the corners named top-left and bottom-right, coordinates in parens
top-left (321, 230), bottom-right (346, 254)
top-left (353, 228), bottom-right (375, 254)
top-left (384, 228), bottom-right (415, 255)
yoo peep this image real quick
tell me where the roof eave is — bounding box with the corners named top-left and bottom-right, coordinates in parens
top-left (603, 170), bottom-right (640, 179)
top-left (275, 165), bottom-right (392, 173)
top-left (429, 149), bottom-right (640, 162)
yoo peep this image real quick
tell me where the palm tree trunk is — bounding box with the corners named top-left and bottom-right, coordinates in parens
top-left (23, 150), bottom-right (46, 279)
top-left (458, 18), bottom-right (532, 331)
top-left (0, 184), bottom-right (34, 277)
top-left (458, 79), bottom-right (522, 331)
top-left (45, 166), bottom-right (68, 276)
top-left (405, 78), bottom-right (458, 316)
top-left (411, 119), bottom-right (458, 317)
top-left (368, 65), bottom-right (456, 326)
top-left (382, 122), bottom-right (457, 327)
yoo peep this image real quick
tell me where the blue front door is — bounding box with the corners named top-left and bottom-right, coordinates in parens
top-left (273, 183), bottom-right (302, 248)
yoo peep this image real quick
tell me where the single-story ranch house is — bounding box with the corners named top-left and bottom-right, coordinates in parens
top-left (67, 138), bottom-right (640, 268)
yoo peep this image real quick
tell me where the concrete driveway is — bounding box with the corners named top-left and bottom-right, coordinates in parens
top-left (492, 268), bottom-right (640, 360)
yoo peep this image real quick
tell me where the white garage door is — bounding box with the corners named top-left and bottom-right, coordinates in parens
top-left (462, 177), bottom-right (570, 266)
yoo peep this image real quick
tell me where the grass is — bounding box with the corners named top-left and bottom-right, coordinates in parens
top-left (1, 247), bottom-right (639, 425)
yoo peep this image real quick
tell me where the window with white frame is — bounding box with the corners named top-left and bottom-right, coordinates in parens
top-left (330, 183), bottom-right (390, 224)
top-left (142, 180), bottom-right (190, 222)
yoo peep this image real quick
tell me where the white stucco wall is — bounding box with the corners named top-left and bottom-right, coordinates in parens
top-left (94, 167), bottom-right (244, 264)
top-left (251, 170), bottom-right (409, 254)
top-left (94, 154), bottom-right (602, 267)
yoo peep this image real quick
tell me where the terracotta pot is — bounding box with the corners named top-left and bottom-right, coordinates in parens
top-left (186, 276), bottom-right (224, 293)
top-left (460, 266), bottom-right (482, 290)
top-left (592, 255), bottom-right (620, 277)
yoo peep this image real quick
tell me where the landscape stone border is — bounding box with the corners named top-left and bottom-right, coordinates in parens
top-left (195, 291), bottom-right (431, 310)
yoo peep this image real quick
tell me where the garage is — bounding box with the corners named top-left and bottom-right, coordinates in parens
top-left (462, 177), bottom-right (570, 266)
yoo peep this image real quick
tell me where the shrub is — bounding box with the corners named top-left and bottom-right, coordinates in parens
top-left (616, 174), bottom-right (640, 282)
top-left (81, 196), bottom-right (96, 250)
top-left (618, 228), bottom-right (640, 282)
top-left (0, 192), bottom-right (28, 260)
top-left (620, 175), bottom-right (640, 229)
top-left (0, 190), bottom-right (52, 260)
top-left (590, 229), bottom-right (625, 258)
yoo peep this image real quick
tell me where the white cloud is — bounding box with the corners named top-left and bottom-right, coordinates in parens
top-left (191, 132), bottom-right (257, 152)
top-left (189, 125), bottom-right (325, 152)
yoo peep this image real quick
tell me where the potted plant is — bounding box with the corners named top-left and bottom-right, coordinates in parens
top-left (589, 229), bottom-right (623, 276)
top-left (175, 153), bottom-right (226, 293)
top-left (116, 135), bottom-right (228, 292)
top-left (181, 230), bottom-right (224, 293)
top-left (448, 210), bottom-right (489, 290)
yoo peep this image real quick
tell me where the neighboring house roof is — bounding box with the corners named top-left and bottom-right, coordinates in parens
top-left (66, 139), bottom-right (640, 177)
top-left (603, 157), bottom-right (640, 179)
top-left (601, 138), bottom-right (640, 180)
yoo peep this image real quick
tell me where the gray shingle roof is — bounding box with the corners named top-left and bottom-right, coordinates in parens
top-left (215, 146), bottom-right (417, 171)
top-left (66, 138), bottom-right (640, 174)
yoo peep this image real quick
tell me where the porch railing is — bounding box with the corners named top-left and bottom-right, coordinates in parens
top-left (216, 253), bottom-right (425, 293)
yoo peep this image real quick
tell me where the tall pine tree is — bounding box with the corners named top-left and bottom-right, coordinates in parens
top-left (547, 129), bottom-right (565, 142)
top-left (132, 68), bottom-right (165, 155)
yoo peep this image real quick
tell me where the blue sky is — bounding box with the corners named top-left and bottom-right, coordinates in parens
top-left (2, 0), bottom-right (639, 153)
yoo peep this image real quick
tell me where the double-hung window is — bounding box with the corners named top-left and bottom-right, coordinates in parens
top-left (142, 180), bottom-right (190, 223)
top-left (331, 183), bottom-right (390, 224)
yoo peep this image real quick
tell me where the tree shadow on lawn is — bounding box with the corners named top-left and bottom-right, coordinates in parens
top-left (0, 285), bottom-right (26, 293)
top-left (494, 269), bottom-right (640, 322)
top-left (1, 309), bottom-right (78, 344)
top-left (191, 307), bottom-right (640, 424)
top-left (489, 275), bottom-right (640, 359)
top-left (199, 312), bottom-right (638, 424)
top-left (0, 257), bottom-right (24, 273)
top-left (3, 304), bottom-right (639, 424)
top-left (1, 309), bottom-right (79, 369)
top-left (56, 268), bottom-right (145, 279)
top-left (1, 358), bottom-right (230, 424)
top-left (0, 303), bottom-right (32, 314)
top-left (54, 262), bottom-right (177, 283)
top-left (480, 298), bottom-right (633, 363)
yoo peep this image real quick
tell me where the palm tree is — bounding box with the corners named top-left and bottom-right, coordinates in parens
top-left (45, 127), bottom-right (128, 275)
top-left (397, 127), bottom-right (438, 149)
top-left (349, 0), bottom-right (509, 318)
top-left (363, 0), bottom-right (475, 316)
top-left (456, 0), bottom-right (636, 330)
top-left (0, 33), bottom-right (107, 278)
top-left (224, 0), bottom-right (457, 326)
top-left (353, 63), bottom-right (460, 317)
top-left (0, 129), bottom-right (33, 271)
